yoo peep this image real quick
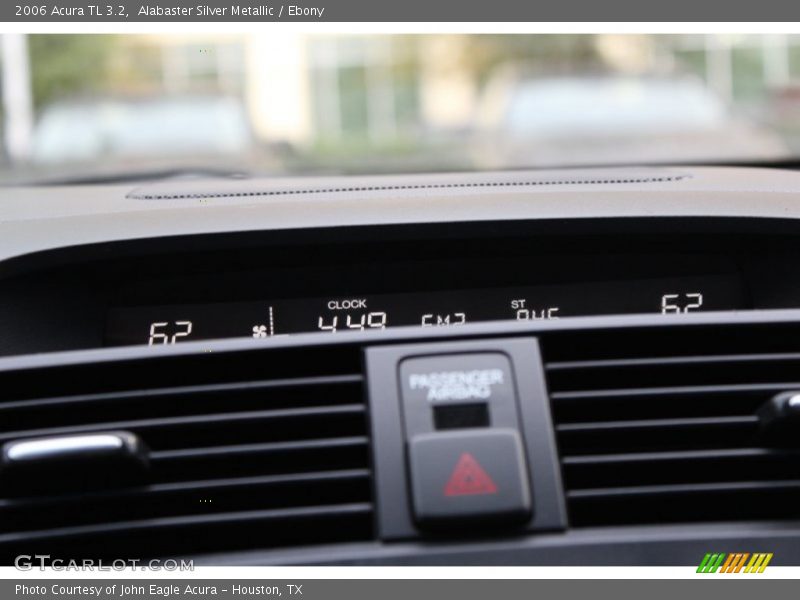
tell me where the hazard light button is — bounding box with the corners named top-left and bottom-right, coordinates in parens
top-left (408, 429), bottom-right (532, 528)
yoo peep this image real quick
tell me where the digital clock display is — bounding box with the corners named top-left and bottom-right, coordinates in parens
top-left (104, 274), bottom-right (744, 347)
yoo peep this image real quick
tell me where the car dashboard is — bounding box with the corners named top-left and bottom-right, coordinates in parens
top-left (3, 165), bottom-right (800, 565)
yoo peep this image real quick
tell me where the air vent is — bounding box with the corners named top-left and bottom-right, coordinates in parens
top-left (0, 344), bottom-right (373, 562)
top-left (543, 323), bottom-right (800, 528)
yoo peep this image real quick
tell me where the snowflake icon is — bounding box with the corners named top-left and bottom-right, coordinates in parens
top-left (252, 325), bottom-right (268, 338)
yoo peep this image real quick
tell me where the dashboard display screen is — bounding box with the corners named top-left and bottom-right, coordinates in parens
top-left (105, 274), bottom-right (744, 346)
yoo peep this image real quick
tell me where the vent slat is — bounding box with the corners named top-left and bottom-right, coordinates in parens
top-left (0, 377), bottom-right (364, 434)
top-left (551, 382), bottom-right (800, 402)
top-left (563, 448), bottom-right (800, 489)
top-left (546, 352), bottom-right (800, 371)
top-left (149, 437), bottom-right (369, 482)
top-left (0, 468), bottom-right (372, 511)
top-left (562, 447), bottom-right (790, 465)
top-left (556, 415), bottom-right (758, 433)
top-left (547, 355), bottom-right (800, 393)
top-left (568, 480), bottom-right (800, 499)
top-left (0, 470), bottom-right (372, 534)
top-left (0, 404), bottom-right (367, 449)
top-left (151, 436), bottom-right (369, 460)
top-left (0, 374), bottom-right (364, 412)
top-left (0, 502), bottom-right (374, 544)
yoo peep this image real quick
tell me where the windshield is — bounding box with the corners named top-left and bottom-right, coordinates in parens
top-left (1, 33), bottom-right (799, 184)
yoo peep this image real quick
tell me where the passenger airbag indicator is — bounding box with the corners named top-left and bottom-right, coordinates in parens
top-left (399, 353), bottom-right (520, 440)
top-left (433, 403), bottom-right (490, 430)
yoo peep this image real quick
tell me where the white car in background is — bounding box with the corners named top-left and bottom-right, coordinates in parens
top-left (17, 94), bottom-right (291, 183)
top-left (472, 72), bottom-right (789, 168)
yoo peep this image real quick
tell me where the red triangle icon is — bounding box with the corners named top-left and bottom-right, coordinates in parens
top-left (444, 452), bottom-right (498, 497)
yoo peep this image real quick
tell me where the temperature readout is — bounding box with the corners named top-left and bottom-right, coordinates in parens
top-left (104, 274), bottom-right (744, 347)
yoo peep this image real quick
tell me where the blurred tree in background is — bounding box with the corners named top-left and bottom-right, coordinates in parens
top-left (28, 35), bottom-right (118, 108)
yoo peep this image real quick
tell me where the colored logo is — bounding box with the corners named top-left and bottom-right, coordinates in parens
top-left (697, 553), bottom-right (773, 573)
